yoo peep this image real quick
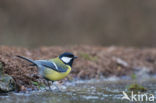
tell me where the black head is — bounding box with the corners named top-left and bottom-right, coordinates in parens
top-left (59, 52), bottom-right (77, 67)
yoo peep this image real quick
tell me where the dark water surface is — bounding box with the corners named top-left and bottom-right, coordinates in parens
top-left (0, 79), bottom-right (156, 103)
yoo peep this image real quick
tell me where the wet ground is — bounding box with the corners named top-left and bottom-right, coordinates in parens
top-left (0, 78), bottom-right (156, 103)
top-left (0, 46), bottom-right (156, 102)
top-left (1, 45), bottom-right (156, 89)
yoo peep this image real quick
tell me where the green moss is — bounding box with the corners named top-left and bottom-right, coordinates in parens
top-left (131, 73), bottom-right (136, 80)
top-left (31, 81), bottom-right (46, 89)
top-left (0, 74), bottom-right (15, 92)
top-left (127, 83), bottom-right (147, 92)
top-left (79, 53), bottom-right (97, 61)
top-left (31, 81), bottom-right (39, 86)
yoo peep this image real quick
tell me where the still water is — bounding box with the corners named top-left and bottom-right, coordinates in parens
top-left (0, 79), bottom-right (156, 103)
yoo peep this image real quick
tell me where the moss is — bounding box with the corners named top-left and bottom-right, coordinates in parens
top-left (127, 83), bottom-right (147, 92)
top-left (79, 52), bottom-right (97, 61)
top-left (131, 73), bottom-right (136, 80)
top-left (31, 81), bottom-right (46, 89)
top-left (0, 74), bottom-right (16, 92)
top-left (31, 81), bottom-right (39, 86)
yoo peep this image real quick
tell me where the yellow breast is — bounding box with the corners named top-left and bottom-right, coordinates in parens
top-left (44, 66), bottom-right (71, 81)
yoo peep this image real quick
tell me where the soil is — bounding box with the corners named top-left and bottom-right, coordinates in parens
top-left (0, 45), bottom-right (156, 90)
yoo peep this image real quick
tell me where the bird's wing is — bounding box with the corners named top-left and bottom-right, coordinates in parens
top-left (34, 60), bottom-right (67, 72)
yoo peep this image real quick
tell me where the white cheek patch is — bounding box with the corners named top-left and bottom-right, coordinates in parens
top-left (61, 57), bottom-right (72, 63)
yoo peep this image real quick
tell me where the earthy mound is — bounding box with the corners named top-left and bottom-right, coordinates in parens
top-left (0, 45), bottom-right (156, 89)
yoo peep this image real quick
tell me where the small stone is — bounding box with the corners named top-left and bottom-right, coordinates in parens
top-left (0, 62), bottom-right (16, 93)
top-left (20, 85), bottom-right (26, 91)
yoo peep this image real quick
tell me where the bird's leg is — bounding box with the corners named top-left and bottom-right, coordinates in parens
top-left (47, 80), bottom-right (52, 91)
top-left (43, 79), bottom-right (49, 91)
top-left (47, 81), bottom-right (60, 91)
top-left (44, 80), bottom-right (60, 91)
top-left (52, 82), bottom-right (61, 91)
top-left (51, 81), bottom-right (54, 85)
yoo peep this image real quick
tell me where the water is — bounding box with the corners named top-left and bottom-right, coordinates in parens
top-left (0, 79), bottom-right (156, 103)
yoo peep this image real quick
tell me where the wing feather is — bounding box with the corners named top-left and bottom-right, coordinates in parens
top-left (34, 60), bottom-right (67, 72)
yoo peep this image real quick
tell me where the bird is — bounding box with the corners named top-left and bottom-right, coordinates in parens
top-left (17, 52), bottom-right (77, 89)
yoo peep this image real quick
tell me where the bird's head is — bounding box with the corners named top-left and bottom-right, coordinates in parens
top-left (59, 52), bottom-right (77, 67)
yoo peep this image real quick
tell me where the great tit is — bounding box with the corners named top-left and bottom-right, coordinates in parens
top-left (17, 52), bottom-right (77, 82)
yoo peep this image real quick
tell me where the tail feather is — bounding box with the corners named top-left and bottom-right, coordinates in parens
top-left (16, 55), bottom-right (36, 65)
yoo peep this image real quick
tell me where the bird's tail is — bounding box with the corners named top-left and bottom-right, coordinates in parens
top-left (16, 55), bottom-right (36, 66)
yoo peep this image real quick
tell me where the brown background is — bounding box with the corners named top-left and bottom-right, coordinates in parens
top-left (0, 0), bottom-right (156, 47)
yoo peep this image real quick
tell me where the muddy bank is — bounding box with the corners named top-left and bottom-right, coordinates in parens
top-left (0, 45), bottom-right (156, 89)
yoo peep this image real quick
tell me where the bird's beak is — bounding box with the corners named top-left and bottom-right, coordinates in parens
top-left (74, 56), bottom-right (78, 59)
